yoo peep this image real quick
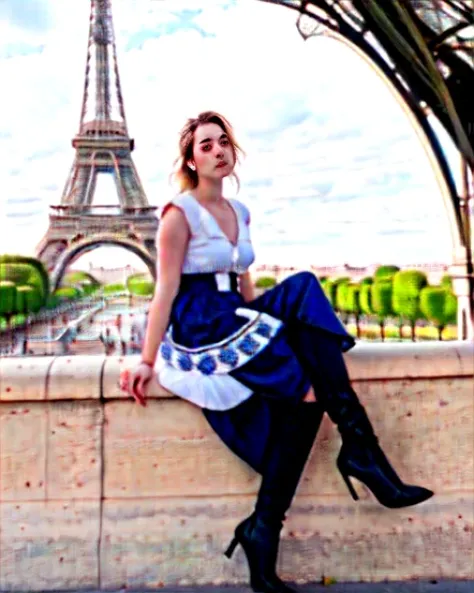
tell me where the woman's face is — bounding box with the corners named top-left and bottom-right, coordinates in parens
top-left (191, 123), bottom-right (235, 182)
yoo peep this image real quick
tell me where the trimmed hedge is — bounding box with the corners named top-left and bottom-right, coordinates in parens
top-left (126, 273), bottom-right (155, 296)
top-left (441, 274), bottom-right (453, 289)
top-left (420, 286), bottom-right (458, 339)
top-left (63, 270), bottom-right (100, 287)
top-left (359, 283), bottom-right (372, 316)
top-left (392, 270), bottom-right (428, 340)
top-left (0, 281), bottom-right (17, 317)
top-left (62, 270), bottom-right (100, 296)
top-left (330, 277), bottom-right (350, 310)
top-left (103, 283), bottom-right (126, 295)
top-left (374, 265), bottom-right (400, 282)
top-left (0, 255), bottom-right (49, 305)
top-left (255, 276), bottom-right (277, 289)
top-left (53, 287), bottom-right (82, 302)
top-left (371, 281), bottom-right (394, 341)
top-left (16, 285), bottom-right (42, 315)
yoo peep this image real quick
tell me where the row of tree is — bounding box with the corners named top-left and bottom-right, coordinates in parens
top-left (0, 255), bottom-right (51, 331)
top-left (0, 256), bottom-right (103, 332)
top-left (256, 265), bottom-right (457, 341)
top-left (1, 256), bottom-right (459, 343)
top-left (0, 254), bottom-right (158, 334)
top-left (319, 265), bottom-right (457, 341)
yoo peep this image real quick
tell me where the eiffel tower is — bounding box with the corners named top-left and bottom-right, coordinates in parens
top-left (37, 0), bottom-right (158, 289)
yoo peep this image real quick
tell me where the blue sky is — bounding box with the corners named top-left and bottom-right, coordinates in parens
top-left (0, 0), bottom-right (463, 269)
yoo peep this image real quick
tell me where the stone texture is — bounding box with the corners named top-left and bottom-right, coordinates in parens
top-left (280, 493), bottom-right (474, 584)
top-left (346, 341), bottom-right (473, 381)
top-left (0, 500), bottom-right (100, 591)
top-left (102, 375), bottom-right (473, 500)
top-left (47, 401), bottom-right (103, 499)
top-left (47, 354), bottom-right (105, 400)
top-left (349, 377), bottom-right (474, 493)
top-left (99, 497), bottom-right (251, 589)
top-left (0, 343), bottom-right (472, 591)
top-left (0, 356), bottom-right (54, 401)
top-left (99, 493), bottom-right (473, 589)
top-left (0, 403), bottom-right (47, 501)
top-left (103, 400), bottom-right (260, 498)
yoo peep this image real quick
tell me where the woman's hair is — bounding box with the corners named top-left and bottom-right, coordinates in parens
top-left (172, 111), bottom-right (244, 192)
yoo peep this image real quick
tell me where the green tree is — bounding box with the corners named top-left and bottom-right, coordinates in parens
top-left (335, 279), bottom-right (351, 322)
top-left (254, 276), bottom-right (277, 290)
top-left (371, 281), bottom-right (393, 341)
top-left (63, 270), bottom-right (100, 296)
top-left (45, 293), bottom-right (61, 310)
top-left (103, 283), bottom-right (126, 295)
top-left (345, 283), bottom-right (362, 338)
top-left (440, 274), bottom-right (453, 289)
top-left (419, 287), bottom-right (452, 340)
top-left (0, 281), bottom-right (17, 331)
top-left (16, 285), bottom-right (42, 344)
top-left (444, 290), bottom-right (458, 325)
top-left (322, 279), bottom-right (338, 308)
top-left (53, 287), bottom-right (82, 302)
top-left (127, 277), bottom-right (154, 296)
top-left (359, 282), bottom-right (373, 317)
top-left (358, 277), bottom-right (374, 324)
top-left (392, 270), bottom-right (428, 341)
top-left (17, 285), bottom-right (42, 314)
top-left (0, 255), bottom-right (49, 306)
top-left (374, 265), bottom-right (400, 283)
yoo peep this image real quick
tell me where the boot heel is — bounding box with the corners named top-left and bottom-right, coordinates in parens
top-left (224, 536), bottom-right (239, 559)
top-left (340, 470), bottom-right (359, 501)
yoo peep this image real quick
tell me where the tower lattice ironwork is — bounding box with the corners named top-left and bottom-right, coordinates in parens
top-left (37, 0), bottom-right (158, 288)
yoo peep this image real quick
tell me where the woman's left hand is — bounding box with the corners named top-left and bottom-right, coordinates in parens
top-left (119, 365), bottom-right (151, 406)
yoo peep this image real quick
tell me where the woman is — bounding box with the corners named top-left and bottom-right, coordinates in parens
top-left (121, 111), bottom-right (433, 593)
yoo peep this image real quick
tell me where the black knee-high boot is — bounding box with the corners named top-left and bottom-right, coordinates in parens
top-left (321, 385), bottom-right (433, 508)
top-left (225, 401), bottom-right (324, 593)
top-left (288, 325), bottom-right (434, 509)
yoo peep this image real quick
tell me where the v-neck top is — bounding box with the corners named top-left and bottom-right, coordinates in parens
top-left (159, 192), bottom-right (255, 275)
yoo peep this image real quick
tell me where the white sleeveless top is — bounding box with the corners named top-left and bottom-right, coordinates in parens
top-left (154, 192), bottom-right (270, 411)
top-left (157, 192), bottom-right (255, 276)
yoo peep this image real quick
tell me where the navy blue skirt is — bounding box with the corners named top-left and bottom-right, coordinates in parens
top-left (169, 271), bottom-right (355, 474)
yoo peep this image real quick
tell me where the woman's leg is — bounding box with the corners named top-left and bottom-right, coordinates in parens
top-left (249, 271), bottom-right (354, 352)
top-left (287, 325), bottom-right (433, 508)
top-left (250, 273), bottom-right (433, 508)
top-left (226, 400), bottom-right (324, 593)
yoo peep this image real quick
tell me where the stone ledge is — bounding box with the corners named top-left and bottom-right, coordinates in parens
top-left (0, 341), bottom-right (473, 589)
top-left (0, 341), bottom-right (472, 402)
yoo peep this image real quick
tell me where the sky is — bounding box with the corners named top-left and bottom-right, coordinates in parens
top-left (0, 0), bottom-right (464, 270)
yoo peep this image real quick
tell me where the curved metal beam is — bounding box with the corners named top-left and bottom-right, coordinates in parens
top-left (257, 0), bottom-right (473, 338)
top-left (51, 235), bottom-right (156, 291)
top-left (332, 31), bottom-right (465, 252)
top-left (257, 0), bottom-right (465, 250)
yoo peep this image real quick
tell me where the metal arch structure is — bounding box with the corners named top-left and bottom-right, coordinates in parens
top-left (258, 0), bottom-right (474, 339)
top-left (50, 234), bottom-right (156, 292)
top-left (36, 0), bottom-right (158, 289)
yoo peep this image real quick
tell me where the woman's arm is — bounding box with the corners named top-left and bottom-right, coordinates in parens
top-left (238, 271), bottom-right (255, 303)
top-left (140, 206), bottom-right (190, 365)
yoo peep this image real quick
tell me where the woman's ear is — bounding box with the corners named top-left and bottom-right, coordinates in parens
top-left (188, 162), bottom-right (196, 171)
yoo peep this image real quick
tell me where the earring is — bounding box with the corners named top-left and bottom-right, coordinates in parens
top-left (188, 163), bottom-right (196, 171)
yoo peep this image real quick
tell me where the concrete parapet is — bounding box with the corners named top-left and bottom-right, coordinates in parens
top-left (0, 342), bottom-right (473, 590)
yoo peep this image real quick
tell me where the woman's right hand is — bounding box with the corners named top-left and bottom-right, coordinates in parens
top-left (120, 362), bottom-right (153, 407)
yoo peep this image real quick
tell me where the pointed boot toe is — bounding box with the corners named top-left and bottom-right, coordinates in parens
top-left (375, 484), bottom-right (434, 509)
top-left (401, 485), bottom-right (434, 507)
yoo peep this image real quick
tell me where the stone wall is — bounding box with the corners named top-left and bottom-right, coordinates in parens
top-left (0, 341), bottom-right (473, 590)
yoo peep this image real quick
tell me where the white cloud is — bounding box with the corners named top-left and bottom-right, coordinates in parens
top-left (0, 0), bottom-right (457, 268)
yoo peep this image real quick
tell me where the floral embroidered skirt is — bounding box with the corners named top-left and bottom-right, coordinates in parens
top-left (156, 270), bottom-right (355, 474)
